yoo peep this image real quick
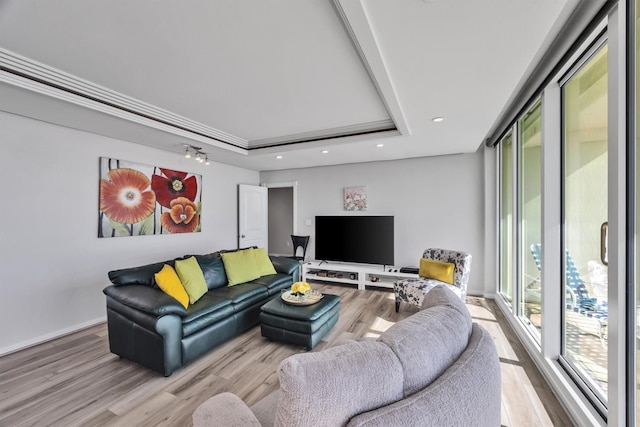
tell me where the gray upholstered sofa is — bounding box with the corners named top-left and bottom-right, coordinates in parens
top-left (193, 285), bottom-right (501, 427)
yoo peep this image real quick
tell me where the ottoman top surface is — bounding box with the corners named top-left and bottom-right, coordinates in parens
top-left (261, 293), bottom-right (340, 321)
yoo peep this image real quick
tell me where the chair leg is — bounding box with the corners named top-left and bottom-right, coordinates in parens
top-left (395, 299), bottom-right (400, 313)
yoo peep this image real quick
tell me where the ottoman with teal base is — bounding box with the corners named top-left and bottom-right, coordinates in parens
top-left (260, 293), bottom-right (340, 350)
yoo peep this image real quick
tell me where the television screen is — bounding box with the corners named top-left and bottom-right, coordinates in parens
top-left (315, 216), bottom-right (394, 265)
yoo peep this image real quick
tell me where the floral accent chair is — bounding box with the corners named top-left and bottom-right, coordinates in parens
top-left (393, 248), bottom-right (472, 312)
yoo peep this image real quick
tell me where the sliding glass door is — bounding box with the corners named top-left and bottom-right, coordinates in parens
top-left (561, 40), bottom-right (608, 401)
top-left (500, 132), bottom-right (514, 304)
top-left (518, 99), bottom-right (542, 337)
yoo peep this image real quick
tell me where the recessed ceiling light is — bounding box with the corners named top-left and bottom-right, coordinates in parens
top-left (376, 143), bottom-right (384, 148)
top-left (275, 155), bottom-right (283, 159)
top-left (321, 150), bottom-right (329, 154)
top-left (432, 117), bottom-right (445, 123)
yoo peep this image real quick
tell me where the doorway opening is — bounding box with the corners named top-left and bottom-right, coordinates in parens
top-left (265, 182), bottom-right (297, 257)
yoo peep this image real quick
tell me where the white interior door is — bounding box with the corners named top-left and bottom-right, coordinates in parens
top-left (238, 184), bottom-right (268, 249)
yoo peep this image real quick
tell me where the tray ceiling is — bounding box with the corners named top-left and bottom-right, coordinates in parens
top-left (0, 0), bottom-right (579, 171)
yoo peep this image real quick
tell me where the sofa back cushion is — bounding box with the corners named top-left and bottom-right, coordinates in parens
top-left (421, 285), bottom-right (472, 331)
top-left (108, 260), bottom-right (174, 287)
top-left (347, 324), bottom-right (501, 427)
top-left (379, 286), bottom-right (472, 396)
top-left (275, 341), bottom-right (404, 427)
top-left (194, 254), bottom-right (228, 290)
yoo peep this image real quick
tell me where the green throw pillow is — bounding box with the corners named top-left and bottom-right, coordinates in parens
top-left (221, 249), bottom-right (261, 286)
top-left (175, 256), bottom-right (208, 303)
top-left (253, 247), bottom-right (277, 276)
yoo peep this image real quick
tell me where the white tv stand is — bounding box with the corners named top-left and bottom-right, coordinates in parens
top-left (302, 261), bottom-right (419, 290)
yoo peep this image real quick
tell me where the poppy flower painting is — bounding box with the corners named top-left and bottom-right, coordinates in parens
top-left (160, 197), bottom-right (200, 233)
top-left (99, 158), bottom-right (202, 237)
top-left (151, 168), bottom-right (198, 208)
top-left (100, 168), bottom-right (156, 225)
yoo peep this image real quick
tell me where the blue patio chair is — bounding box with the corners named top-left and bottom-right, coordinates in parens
top-left (530, 243), bottom-right (607, 345)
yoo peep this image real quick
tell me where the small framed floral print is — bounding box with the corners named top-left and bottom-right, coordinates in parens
top-left (344, 186), bottom-right (367, 211)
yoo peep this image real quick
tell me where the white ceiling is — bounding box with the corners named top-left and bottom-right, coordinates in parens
top-left (0, 0), bottom-right (578, 171)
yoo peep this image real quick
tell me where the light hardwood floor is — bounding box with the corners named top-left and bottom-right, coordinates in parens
top-left (0, 284), bottom-right (573, 426)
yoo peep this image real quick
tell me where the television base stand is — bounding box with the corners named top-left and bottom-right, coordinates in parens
top-left (302, 261), bottom-right (419, 290)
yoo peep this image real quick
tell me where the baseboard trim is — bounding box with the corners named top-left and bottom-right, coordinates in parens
top-left (0, 316), bottom-right (107, 357)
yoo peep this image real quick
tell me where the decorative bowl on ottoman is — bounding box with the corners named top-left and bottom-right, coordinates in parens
top-left (281, 282), bottom-right (323, 306)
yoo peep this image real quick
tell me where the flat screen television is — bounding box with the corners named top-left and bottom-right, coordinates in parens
top-left (315, 216), bottom-right (394, 265)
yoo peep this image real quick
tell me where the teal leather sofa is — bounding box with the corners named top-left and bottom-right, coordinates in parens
top-left (103, 250), bottom-right (300, 376)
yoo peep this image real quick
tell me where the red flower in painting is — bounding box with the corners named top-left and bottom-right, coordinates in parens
top-left (100, 168), bottom-right (156, 224)
top-left (151, 168), bottom-right (198, 208)
top-left (161, 197), bottom-right (200, 233)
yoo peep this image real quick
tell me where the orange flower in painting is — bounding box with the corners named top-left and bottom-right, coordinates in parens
top-left (161, 197), bottom-right (200, 233)
top-left (100, 168), bottom-right (156, 224)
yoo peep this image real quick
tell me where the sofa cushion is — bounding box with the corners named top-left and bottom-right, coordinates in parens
top-left (182, 293), bottom-right (235, 337)
top-left (254, 247), bottom-right (277, 276)
top-left (251, 273), bottom-right (292, 295)
top-left (274, 341), bottom-right (404, 427)
top-left (175, 256), bottom-right (208, 304)
top-left (419, 258), bottom-right (454, 284)
top-left (154, 264), bottom-right (189, 309)
top-left (193, 392), bottom-right (261, 427)
top-left (422, 285), bottom-right (472, 331)
top-left (194, 254), bottom-right (228, 290)
top-left (212, 282), bottom-right (269, 311)
top-left (348, 324), bottom-right (501, 427)
top-left (221, 249), bottom-right (261, 286)
top-left (378, 286), bottom-right (472, 396)
top-left (108, 259), bottom-right (175, 288)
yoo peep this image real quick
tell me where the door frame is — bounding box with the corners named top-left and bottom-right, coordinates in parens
top-left (263, 181), bottom-right (298, 235)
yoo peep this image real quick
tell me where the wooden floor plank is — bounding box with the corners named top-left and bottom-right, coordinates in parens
top-left (0, 284), bottom-right (572, 426)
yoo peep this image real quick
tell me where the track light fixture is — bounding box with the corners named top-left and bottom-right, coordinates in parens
top-left (182, 145), bottom-right (210, 165)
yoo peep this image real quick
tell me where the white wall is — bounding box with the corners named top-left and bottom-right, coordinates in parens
top-left (260, 152), bottom-right (486, 295)
top-left (0, 111), bottom-right (259, 354)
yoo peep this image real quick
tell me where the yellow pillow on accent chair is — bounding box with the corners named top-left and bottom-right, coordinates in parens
top-left (253, 247), bottom-right (277, 276)
top-left (419, 258), bottom-right (455, 285)
top-left (154, 264), bottom-right (189, 309)
top-left (221, 249), bottom-right (261, 286)
top-left (175, 256), bottom-right (208, 304)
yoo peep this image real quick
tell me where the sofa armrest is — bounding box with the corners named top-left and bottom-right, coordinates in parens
top-left (103, 284), bottom-right (187, 317)
top-left (193, 392), bottom-right (262, 427)
top-left (270, 256), bottom-right (300, 278)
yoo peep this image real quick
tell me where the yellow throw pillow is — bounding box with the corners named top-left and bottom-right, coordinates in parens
top-left (221, 249), bottom-right (261, 286)
top-left (154, 264), bottom-right (189, 309)
top-left (175, 256), bottom-right (208, 304)
top-left (253, 247), bottom-right (277, 276)
top-left (419, 258), bottom-right (455, 285)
